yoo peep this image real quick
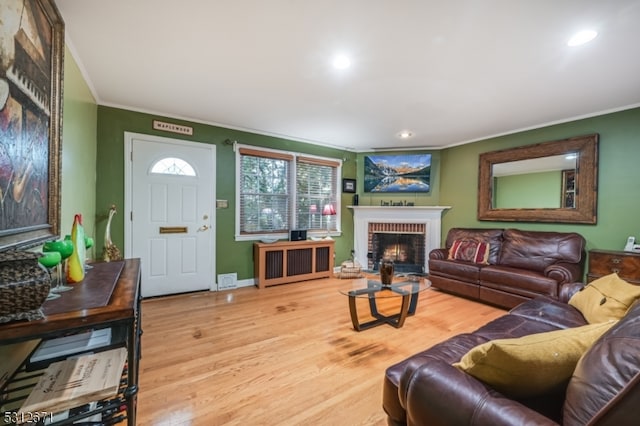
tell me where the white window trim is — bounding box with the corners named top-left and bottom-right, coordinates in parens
top-left (234, 144), bottom-right (342, 241)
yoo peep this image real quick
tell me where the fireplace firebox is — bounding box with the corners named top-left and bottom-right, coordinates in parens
top-left (370, 234), bottom-right (425, 274)
top-left (368, 223), bottom-right (425, 273)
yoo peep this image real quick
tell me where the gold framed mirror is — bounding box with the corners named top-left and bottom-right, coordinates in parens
top-left (478, 134), bottom-right (598, 224)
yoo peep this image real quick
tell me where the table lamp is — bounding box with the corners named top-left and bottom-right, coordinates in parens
top-left (322, 204), bottom-right (336, 240)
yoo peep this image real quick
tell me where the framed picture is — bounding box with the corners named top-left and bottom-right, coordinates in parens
top-left (0, 0), bottom-right (64, 250)
top-left (364, 154), bottom-right (431, 193)
top-left (342, 178), bottom-right (356, 193)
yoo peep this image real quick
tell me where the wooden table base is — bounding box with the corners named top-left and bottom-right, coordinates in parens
top-left (347, 285), bottom-right (420, 331)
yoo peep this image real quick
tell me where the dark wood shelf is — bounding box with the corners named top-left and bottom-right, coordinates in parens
top-left (0, 259), bottom-right (141, 425)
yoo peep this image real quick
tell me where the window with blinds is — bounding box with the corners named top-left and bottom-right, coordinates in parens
top-left (239, 149), bottom-right (291, 234)
top-left (296, 157), bottom-right (338, 232)
top-left (237, 147), bottom-right (340, 238)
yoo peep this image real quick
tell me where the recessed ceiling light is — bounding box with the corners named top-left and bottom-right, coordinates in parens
top-left (398, 131), bottom-right (413, 139)
top-left (332, 54), bottom-right (351, 70)
top-left (568, 30), bottom-right (598, 47)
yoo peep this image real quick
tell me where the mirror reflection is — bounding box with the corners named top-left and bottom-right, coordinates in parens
top-left (492, 153), bottom-right (577, 209)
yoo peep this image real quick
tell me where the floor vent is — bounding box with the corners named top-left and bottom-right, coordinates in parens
top-left (217, 273), bottom-right (238, 290)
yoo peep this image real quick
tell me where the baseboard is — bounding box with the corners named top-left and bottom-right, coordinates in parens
top-left (215, 277), bottom-right (255, 291)
top-left (236, 278), bottom-right (255, 288)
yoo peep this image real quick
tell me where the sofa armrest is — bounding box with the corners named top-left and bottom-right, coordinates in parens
top-left (544, 262), bottom-right (582, 284)
top-left (429, 248), bottom-right (448, 260)
top-left (559, 282), bottom-right (585, 303)
top-left (404, 361), bottom-right (559, 426)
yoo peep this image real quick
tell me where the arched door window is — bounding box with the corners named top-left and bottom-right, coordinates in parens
top-left (150, 157), bottom-right (196, 176)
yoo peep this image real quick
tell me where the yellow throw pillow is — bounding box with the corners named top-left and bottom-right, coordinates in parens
top-left (453, 321), bottom-right (615, 398)
top-left (569, 273), bottom-right (640, 323)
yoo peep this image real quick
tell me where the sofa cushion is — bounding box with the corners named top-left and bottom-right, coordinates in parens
top-left (480, 265), bottom-right (560, 298)
top-left (472, 313), bottom-right (561, 341)
top-left (445, 228), bottom-right (504, 264)
top-left (509, 296), bottom-right (588, 330)
top-left (428, 258), bottom-right (483, 283)
top-left (449, 239), bottom-right (490, 264)
top-left (568, 273), bottom-right (640, 323)
top-left (499, 229), bottom-right (585, 272)
top-left (453, 321), bottom-right (615, 398)
top-left (405, 360), bottom-right (567, 426)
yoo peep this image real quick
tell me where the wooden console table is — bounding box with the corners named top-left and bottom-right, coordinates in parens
top-left (588, 249), bottom-right (640, 284)
top-left (0, 259), bottom-right (141, 425)
top-left (254, 240), bottom-right (334, 288)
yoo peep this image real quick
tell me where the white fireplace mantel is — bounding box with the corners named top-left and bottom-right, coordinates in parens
top-left (348, 206), bottom-right (451, 273)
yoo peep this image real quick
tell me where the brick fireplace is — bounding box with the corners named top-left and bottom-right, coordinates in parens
top-left (369, 223), bottom-right (426, 273)
top-left (349, 206), bottom-right (450, 274)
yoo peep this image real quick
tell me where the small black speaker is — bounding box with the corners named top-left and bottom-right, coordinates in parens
top-left (289, 230), bottom-right (307, 241)
top-left (353, 194), bottom-right (359, 206)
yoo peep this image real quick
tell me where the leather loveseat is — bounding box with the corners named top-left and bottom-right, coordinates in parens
top-left (382, 286), bottom-right (640, 425)
top-left (429, 228), bottom-right (586, 309)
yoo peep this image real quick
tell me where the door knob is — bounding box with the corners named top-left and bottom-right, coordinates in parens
top-left (198, 225), bottom-right (210, 232)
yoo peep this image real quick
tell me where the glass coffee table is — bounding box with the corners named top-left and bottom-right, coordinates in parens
top-left (339, 278), bottom-right (431, 331)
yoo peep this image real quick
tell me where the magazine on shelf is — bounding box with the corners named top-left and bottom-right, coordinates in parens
top-left (27, 328), bottom-right (113, 371)
top-left (18, 347), bottom-right (127, 418)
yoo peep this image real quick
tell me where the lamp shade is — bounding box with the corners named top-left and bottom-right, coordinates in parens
top-left (322, 204), bottom-right (336, 216)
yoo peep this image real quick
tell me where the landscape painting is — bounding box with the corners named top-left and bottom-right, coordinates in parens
top-left (364, 154), bottom-right (431, 193)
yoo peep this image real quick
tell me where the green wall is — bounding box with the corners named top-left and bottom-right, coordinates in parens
top-left (439, 107), bottom-right (640, 253)
top-left (95, 106), bottom-right (357, 280)
top-left (494, 170), bottom-right (561, 208)
top-left (60, 47), bottom-right (98, 257)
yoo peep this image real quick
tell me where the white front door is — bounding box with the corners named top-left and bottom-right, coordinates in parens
top-left (126, 133), bottom-right (215, 297)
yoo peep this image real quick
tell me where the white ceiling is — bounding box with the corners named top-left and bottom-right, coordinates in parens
top-left (56, 0), bottom-right (640, 152)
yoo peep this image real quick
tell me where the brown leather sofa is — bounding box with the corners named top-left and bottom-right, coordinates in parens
top-left (383, 288), bottom-right (640, 425)
top-left (429, 228), bottom-right (586, 309)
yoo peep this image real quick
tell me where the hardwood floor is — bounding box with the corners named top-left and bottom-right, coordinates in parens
top-left (136, 276), bottom-right (505, 425)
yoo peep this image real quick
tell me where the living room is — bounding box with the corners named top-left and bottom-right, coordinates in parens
top-left (1, 1), bottom-right (640, 425)
top-left (4, 1), bottom-right (633, 279)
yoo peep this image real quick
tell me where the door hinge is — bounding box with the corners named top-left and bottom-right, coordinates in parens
top-left (130, 211), bottom-right (133, 221)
